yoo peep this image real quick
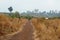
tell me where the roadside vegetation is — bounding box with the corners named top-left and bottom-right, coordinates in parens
top-left (0, 13), bottom-right (28, 36)
top-left (31, 18), bottom-right (60, 40)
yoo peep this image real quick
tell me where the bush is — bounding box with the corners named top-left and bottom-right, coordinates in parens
top-left (9, 11), bottom-right (20, 18)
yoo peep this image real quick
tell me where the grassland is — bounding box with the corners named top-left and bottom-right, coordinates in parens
top-left (31, 18), bottom-right (60, 40)
top-left (0, 14), bottom-right (28, 36)
top-left (1, 13), bottom-right (60, 40)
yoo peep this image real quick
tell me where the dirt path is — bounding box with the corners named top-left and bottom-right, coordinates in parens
top-left (9, 21), bottom-right (34, 40)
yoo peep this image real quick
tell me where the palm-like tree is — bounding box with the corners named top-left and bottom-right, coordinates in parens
top-left (8, 6), bottom-right (13, 13)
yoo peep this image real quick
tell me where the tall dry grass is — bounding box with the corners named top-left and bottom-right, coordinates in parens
top-left (0, 14), bottom-right (28, 36)
top-left (31, 18), bottom-right (60, 40)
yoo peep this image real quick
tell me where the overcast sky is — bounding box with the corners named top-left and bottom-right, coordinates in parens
top-left (0, 0), bottom-right (60, 12)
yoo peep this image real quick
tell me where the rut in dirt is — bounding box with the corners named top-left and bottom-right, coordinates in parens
top-left (10, 21), bottom-right (34, 40)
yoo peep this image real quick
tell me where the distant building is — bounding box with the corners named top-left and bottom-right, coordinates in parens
top-left (45, 18), bottom-right (48, 19)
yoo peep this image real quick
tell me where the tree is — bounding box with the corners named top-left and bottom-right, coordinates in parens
top-left (14, 11), bottom-right (20, 18)
top-left (10, 11), bottom-right (20, 18)
top-left (8, 6), bottom-right (13, 13)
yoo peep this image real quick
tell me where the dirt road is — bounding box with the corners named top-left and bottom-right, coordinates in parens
top-left (9, 21), bottom-right (34, 40)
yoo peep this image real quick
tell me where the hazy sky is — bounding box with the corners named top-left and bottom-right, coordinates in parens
top-left (0, 0), bottom-right (60, 12)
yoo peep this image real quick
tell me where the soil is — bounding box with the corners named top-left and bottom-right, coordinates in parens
top-left (9, 21), bottom-right (34, 40)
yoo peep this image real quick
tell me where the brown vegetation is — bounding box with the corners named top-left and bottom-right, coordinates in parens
top-left (31, 18), bottom-right (60, 40)
top-left (0, 14), bottom-right (28, 36)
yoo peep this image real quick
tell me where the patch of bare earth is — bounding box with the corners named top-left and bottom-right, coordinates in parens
top-left (9, 21), bottom-right (34, 40)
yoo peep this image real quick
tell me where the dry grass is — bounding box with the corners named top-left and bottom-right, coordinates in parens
top-left (31, 18), bottom-right (60, 40)
top-left (0, 14), bottom-right (28, 36)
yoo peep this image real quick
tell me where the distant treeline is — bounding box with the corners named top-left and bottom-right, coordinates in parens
top-left (1, 9), bottom-right (60, 20)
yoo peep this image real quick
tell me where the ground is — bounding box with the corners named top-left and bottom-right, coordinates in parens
top-left (9, 21), bottom-right (34, 40)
